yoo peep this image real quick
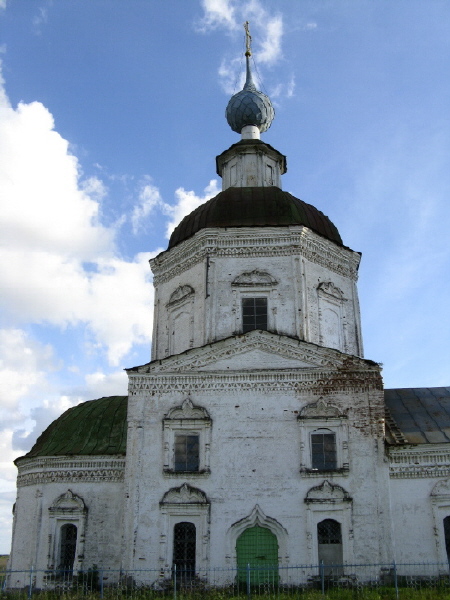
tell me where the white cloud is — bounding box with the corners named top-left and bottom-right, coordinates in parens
top-left (131, 180), bottom-right (165, 234)
top-left (0, 329), bottom-right (55, 418)
top-left (0, 66), bottom-right (158, 366)
top-left (253, 13), bottom-right (283, 66)
top-left (197, 0), bottom-right (238, 32)
top-left (165, 179), bottom-right (220, 238)
top-left (198, 0), bottom-right (286, 94)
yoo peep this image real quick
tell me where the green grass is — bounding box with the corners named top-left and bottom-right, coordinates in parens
top-left (0, 557), bottom-right (8, 570)
top-left (1, 583), bottom-right (450, 600)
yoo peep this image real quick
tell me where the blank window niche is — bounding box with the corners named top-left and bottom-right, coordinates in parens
top-left (175, 434), bottom-right (200, 472)
top-left (242, 297), bottom-right (268, 332)
top-left (311, 430), bottom-right (337, 471)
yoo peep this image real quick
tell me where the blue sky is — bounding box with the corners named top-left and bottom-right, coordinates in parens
top-left (1, 0), bottom-right (450, 554)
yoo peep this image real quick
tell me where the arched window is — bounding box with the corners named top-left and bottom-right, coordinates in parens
top-left (236, 525), bottom-right (278, 585)
top-left (317, 519), bottom-right (343, 575)
top-left (58, 524), bottom-right (77, 571)
top-left (444, 516), bottom-right (450, 561)
top-left (173, 522), bottom-right (196, 581)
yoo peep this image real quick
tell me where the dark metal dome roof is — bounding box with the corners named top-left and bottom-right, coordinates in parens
top-left (17, 396), bottom-right (127, 461)
top-left (168, 187), bottom-right (342, 249)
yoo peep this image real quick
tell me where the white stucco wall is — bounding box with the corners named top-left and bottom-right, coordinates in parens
top-left (150, 226), bottom-right (363, 361)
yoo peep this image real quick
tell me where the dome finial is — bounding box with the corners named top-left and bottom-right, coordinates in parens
top-left (225, 22), bottom-right (275, 138)
top-left (244, 21), bottom-right (252, 57)
top-left (243, 21), bottom-right (256, 91)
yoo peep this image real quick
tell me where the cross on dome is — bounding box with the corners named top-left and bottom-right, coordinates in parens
top-left (225, 22), bottom-right (275, 137)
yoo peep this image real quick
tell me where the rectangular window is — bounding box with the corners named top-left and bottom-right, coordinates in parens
top-left (242, 297), bottom-right (268, 333)
top-left (174, 434), bottom-right (200, 472)
top-left (311, 432), bottom-right (337, 470)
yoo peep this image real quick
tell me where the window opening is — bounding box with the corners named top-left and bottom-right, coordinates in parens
top-left (58, 524), bottom-right (77, 571)
top-left (444, 516), bottom-right (450, 561)
top-left (242, 297), bottom-right (268, 333)
top-left (173, 522), bottom-right (196, 581)
top-left (174, 434), bottom-right (199, 472)
top-left (311, 432), bottom-right (337, 470)
top-left (317, 519), bottom-right (343, 576)
top-left (236, 525), bottom-right (278, 585)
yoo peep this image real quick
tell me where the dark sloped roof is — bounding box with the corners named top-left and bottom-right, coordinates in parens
top-left (385, 387), bottom-right (450, 444)
top-left (19, 396), bottom-right (127, 460)
top-left (168, 186), bottom-right (343, 249)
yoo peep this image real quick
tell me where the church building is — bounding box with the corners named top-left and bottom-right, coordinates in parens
top-left (7, 33), bottom-right (450, 587)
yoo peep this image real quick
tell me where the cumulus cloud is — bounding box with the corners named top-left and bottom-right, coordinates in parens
top-left (0, 329), bottom-right (55, 412)
top-left (0, 65), bottom-right (158, 365)
top-left (131, 180), bottom-right (166, 234)
top-left (166, 180), bottom-right (220, 237)
top-left (197, 0), bottom-right (238, 32)
top-left (135, 178), bottom-right (220, 240)
top-left (198, 0), bottom-right (287, 94)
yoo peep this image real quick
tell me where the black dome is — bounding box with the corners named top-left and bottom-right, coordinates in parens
top-left (168, 187), bottom-right (342, 249)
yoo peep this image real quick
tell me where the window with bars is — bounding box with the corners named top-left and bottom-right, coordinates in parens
top-left (311, 431), bottom-right (337, 470)
top-left (58, 524), bottom-right (77, 571)
top-left (242, 297), bottom-right (268, 333)
top-left (317, 519), bottom-right (343, 574)
top-left (173, 522), bottom-right (196, 580)
top-left (174, 434), bottom-right (200, 472)
top-left (318, 519), bottom-right (342, 545)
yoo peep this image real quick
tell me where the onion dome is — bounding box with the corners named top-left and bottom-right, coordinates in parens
top-left (226, 27), bottom-right (274, 134)
top-left (168, 187), bottom-right (342, 249)
top-left (16, 396), bottom-right (127, 461)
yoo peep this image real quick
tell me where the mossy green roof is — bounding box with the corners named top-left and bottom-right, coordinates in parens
top-left (19, 396), bottom-right (127, 460)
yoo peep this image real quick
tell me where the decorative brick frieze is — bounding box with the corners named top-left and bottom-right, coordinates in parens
top-left (388, 446), bottom-right (450, 478)
top-left (151, 228), bottom-right (360, 285)
top-left (16, 456), bottom-right (126, 487)
top-left (128, 370), bottom-right (382, 396)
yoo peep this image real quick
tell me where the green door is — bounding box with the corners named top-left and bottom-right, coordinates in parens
top-left (236, 525), bottom-right (279, 585)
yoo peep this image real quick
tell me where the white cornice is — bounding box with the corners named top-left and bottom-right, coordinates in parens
top-left (16, 456), bottom-right (126, 487)
top-left (388, 444), bottom-right (450, 479)
top-left (150, 227), bottom-right (360, 285)
top-left (129, 369), bottom-right (382, 395)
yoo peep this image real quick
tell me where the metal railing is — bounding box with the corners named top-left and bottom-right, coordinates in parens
top-left (2, 562), bottom-right (450, 599)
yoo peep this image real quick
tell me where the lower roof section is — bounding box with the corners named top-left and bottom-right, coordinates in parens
top-left (17, 395), bottom-right (127, 462)
top-left (385, 387), bottom-right (450, 444)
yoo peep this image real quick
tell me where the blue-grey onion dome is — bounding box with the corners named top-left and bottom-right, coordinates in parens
top-left (226, 57), bottom-right (275, 134)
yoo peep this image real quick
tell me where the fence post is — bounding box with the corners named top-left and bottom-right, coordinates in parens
top-left (320, 560), bottom-right (325, 597)
top-left (100, 568), bottom-right (104, 599)
top-left (246, 563), bottom-right (251, 600)
top-left (173, 563), bottom-right (177, 600)
top-left (28, 566), bottom-right (33, 599)
top-left (393, 561), bottom-right (398, 600)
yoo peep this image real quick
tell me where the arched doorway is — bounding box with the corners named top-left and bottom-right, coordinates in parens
top-left (236, 525), bottom-right (278, 585)
top-left (58, 523), bottom-right (77, 571)
top-left (444, 516), bottom-right (450, 561)
top-left (173, 522), bottom-right (196, 581)
top-left (317, 519), bottom-right (343, 575)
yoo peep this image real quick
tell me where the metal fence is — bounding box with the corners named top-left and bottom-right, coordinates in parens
top-left (2, 563), bottom-right (450, 599)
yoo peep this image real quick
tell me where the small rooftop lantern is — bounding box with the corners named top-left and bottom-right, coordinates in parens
top-left (225, 22), bottom-right (275, 139)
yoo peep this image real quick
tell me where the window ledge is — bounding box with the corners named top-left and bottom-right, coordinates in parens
top-left (300, 467), bottom-right (349, 478)
top-left (163, 469), bottom-right (210, 478)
